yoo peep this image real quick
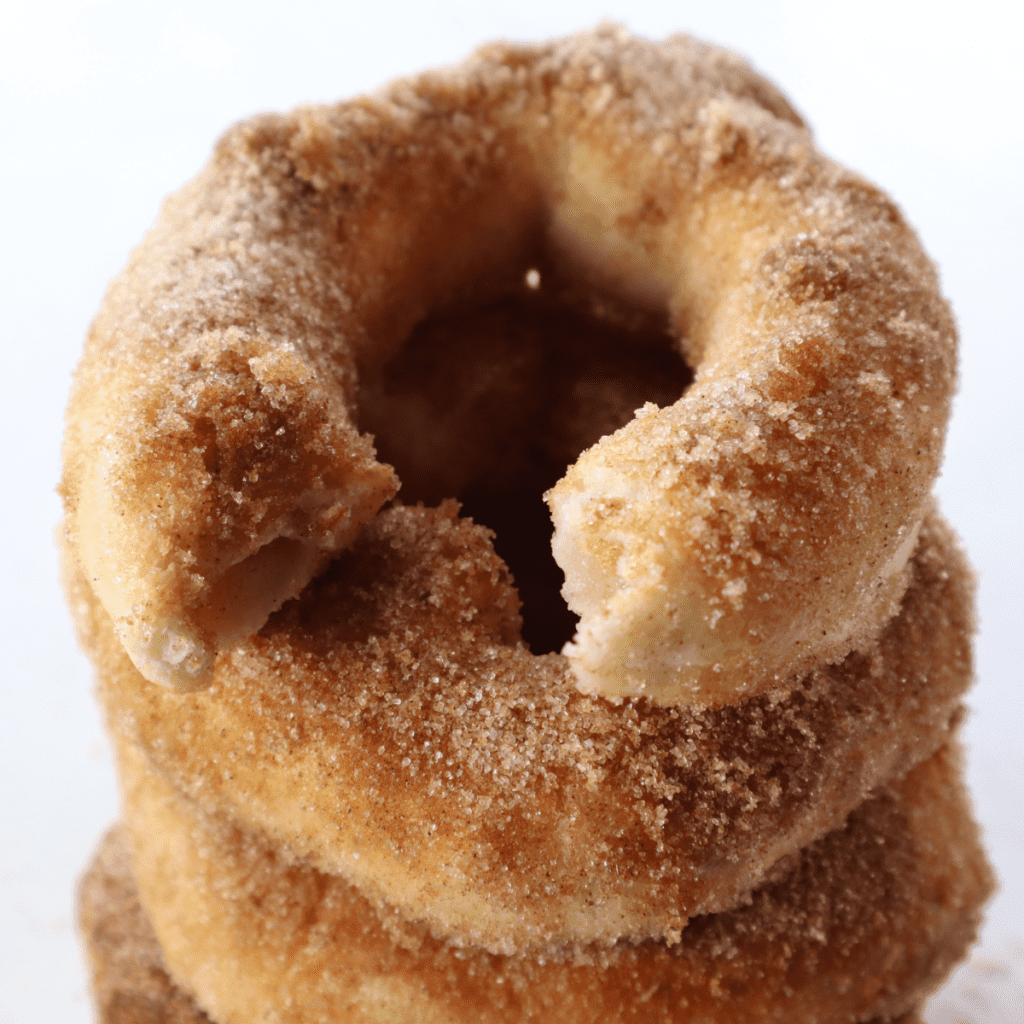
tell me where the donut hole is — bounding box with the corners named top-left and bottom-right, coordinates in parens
top-left (358, 271), bottom-right (692, 654)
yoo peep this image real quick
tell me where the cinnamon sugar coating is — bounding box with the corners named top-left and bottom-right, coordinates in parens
top-left (78, 828), bottom-right (929, 1024)
top-left (112, 741), bottom-right (988, 1024)
top-left (67, 506), bottom-right (973, 953)
top-left (66, 27), bottom-right (983, 1020)
top-left (78, 829), bottom-right (213, 1024)
top-left (61, 27), bottom-right (956, 703)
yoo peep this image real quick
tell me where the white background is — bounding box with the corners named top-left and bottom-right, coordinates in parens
top-left (1, 1), bottom-right (1021, 1021)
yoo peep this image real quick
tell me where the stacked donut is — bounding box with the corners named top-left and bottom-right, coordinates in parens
top-left (66, 28), bottom-right (992, 1024)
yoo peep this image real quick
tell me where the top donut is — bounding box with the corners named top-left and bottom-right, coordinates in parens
top-left (61, 26), bottom-right (957, 706)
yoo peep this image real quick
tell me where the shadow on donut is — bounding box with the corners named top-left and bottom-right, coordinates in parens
top-left (358, 268), bottom-right (694, 655)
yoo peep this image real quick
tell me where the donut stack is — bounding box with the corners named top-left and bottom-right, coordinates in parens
top-left (66, 28), bottom-right (991, 1024)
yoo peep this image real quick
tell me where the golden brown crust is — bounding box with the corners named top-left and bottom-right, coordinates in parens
top-left (115, 741), bottom-right (990, 1024)
top-left (68, 508), bottom-right (974, 953)
top-left (61, 27), bottom-right (956, 702)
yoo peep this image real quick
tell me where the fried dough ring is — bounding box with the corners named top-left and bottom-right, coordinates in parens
top-left (80, 832), bottom-right (935, 1024)
top-left (113, 740), bottom-right (989, 1024)
top-left (60, 27), bottom-right (956, 703)
top-left (68, 508), bottom-right (973, 954)
top-left (79, 826), bottom-right (931, 1024)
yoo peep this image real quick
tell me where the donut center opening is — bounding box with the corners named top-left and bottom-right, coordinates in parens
top-left (359, 269), bottom-right (692, 655)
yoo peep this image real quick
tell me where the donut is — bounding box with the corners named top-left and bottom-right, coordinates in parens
top-left (78, 827), bottom-right (931, 1024)
top-left (109, 740), bottom-right (989, 1024)
top-left (60, 27), bottom-right (957, 705)
top-left (67, 504), bottom-right (973, 953)
top-left (67, 27), bottom-right (984, 1024)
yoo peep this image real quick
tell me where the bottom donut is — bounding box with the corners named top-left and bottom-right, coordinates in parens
top-left (78, 828), bottom-right (933, 1024)
top-left (85, 740), bottom-right (990, 1024)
